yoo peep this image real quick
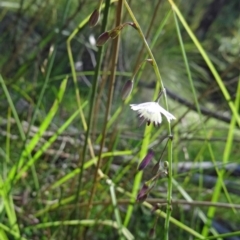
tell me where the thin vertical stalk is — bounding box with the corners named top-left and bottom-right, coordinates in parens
top-left (0, 175), bottom-right (20, 236)
top-left (81, 0), bottom-right (111, 196)
top-left (6, 107), bottom-right (11, 165)
top-left (86, 0), bottom-right (123, 219)
top-left (173, 9), bottom-right (236, 237)
top-left (132, 0), bottom-right (162, 72)
top-left (123, 125), bottom-right (153, 226)
top-left (66, 9), bottom-right (97, 227)
top-left (77, 1), bottom-right (111, 228)
top-left (94, 10), bottom-right (171, 144)
top-left (201, 79), bottom-right (240, 237)
top-left (108, 179), bottom-right (125, 240)
top-left (123, 2), bottom-right (173, 238)
top-left (0, 75), bottom-right (25, 141)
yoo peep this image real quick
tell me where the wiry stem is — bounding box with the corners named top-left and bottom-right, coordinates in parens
top-left (82, 0), bottom-right (111, 220)
top-left (86, 0), bottom-right (123, 219)
top-left (123, 1), bottom-right (173, 239)
top-left (132, 0), bottom-right (162, 73)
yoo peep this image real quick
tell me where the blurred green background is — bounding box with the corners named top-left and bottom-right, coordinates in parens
top-left (0, 0), bottom-right (239, 239)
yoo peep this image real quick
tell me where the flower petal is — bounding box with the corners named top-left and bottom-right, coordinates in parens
top-left (156, 104), bottom-right (176, 122)
top-left (130, 102), bottom-right (175, 126)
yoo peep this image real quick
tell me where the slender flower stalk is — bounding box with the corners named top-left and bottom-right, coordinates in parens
top-left (123, 1), bottom-right (174, 239)
top-left (96, 22), bottom-right (137, 46)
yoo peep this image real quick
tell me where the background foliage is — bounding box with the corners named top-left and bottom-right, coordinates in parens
top-left (0, 0), bottom-right (240, 239)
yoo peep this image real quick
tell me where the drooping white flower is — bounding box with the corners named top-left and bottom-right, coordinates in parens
top-left (130, 102), bottom-right (176, 126)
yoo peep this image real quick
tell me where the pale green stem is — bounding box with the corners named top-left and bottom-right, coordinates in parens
top-left (123, 2), bottom-right (173, 238)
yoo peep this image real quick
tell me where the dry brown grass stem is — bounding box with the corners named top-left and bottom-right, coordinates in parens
top-left (85, 0), bottom-right (124, 220)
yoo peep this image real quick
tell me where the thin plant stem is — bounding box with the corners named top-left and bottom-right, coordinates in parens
top-left (0, 75), bottom-right (25, 141)
top-left (86, 0), bottom-right (123, 219)
top-left (94, 11), bottom-right (171, 145)
top-left (132, 0), bottom-right (162, 73)
top-left (0, 175), bottom-right (20, 236)
top-left (43, 198), bottom-right (240, 213)
top-left (123, 1), bottom-right (173, 238)
top-left (108, 179), bottom-right (125, 240)
top-left (173, 10), bottom-right (236, 237)
top-left (201, 78), bottom-right (240, 237)
top-left (82, 0), bottom-right (111, 219)
top-left (66, 9), bottom-right (97, 235)
top-left (6, 107), bottom-right (11, 165)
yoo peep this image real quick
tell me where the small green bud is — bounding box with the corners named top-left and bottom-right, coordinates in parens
top-left (163, 161), bottom-right (169, 169)
top-left (123, 22), bottom-right (138, 30)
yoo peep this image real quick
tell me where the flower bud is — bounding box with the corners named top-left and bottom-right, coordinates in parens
top-left (149, 228), bottom-right (156, 238)
top-left (146, 59), bottom-right (154, 65)
top-left (121, 80), bottom-right (133, 100)
top-left (109, 28), bottom-right (121, 39)
top-left (163, 161), bottom-right (169, 169)
top-left (89, 9), bottom-right (100, 27)
top-left (125, 22), bottom-right (138, 30)
top-left (96, 31), bottom-right (110, 46)
top-left (138, 149), bottom-right (154, 171)
top-left (136, 183), bottom-right (149, 202)
top-left (108, 24), bottom-right (124, 39)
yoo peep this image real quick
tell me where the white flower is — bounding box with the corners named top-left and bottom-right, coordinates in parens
top-left (130, 102), bottom-right (176, 126)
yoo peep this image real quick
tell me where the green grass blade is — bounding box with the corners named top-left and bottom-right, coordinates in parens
top-left (107, 179), bottom-right (125, 240)
top-left (201, 78), bottom-right (240, 237)
top-left (14, 101), bottom-right (87, 183)
top-left (0, 176), bottom-right (20, 236)
top-left (7, 77), bottom-right (68, 183)
top-left (24, 219), bottom-right (134, 240)
top-left (123, 124), bottom-right (153, 227)
top-left (0, 223), bottom-right (27, 240)
top-left (0, 75), bottom-right (25, 140)
top-left (168, 0), bottom-right (240, 126)
top-left (50, 150), bottom-right (132, 189)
